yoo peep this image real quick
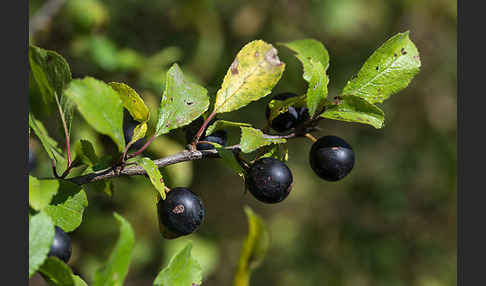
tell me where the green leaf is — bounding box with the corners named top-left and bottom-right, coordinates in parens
top-left (29, 113), bottom-right (67, 174)
top-left (280, 38), bottom-right (330, 82)
top-left (267, 94), bottom-right (306, 121)
top-left (65, 77), bottom-right (125, 151)
top-left (240, 127), bottom-right (286, 153)
top-left (38, 257), bottom-right (75, 286)
top-left (305, 60), bottom-right (329, 117)
top-left (342, 31), bottom-right (421, 104)
top-left (29, 212), bottom-right (55, 278)
top-left (93, 213), bottom-right (135, 286)
top-left (153, 242), bottom-right (202, 286)
top-left (155, 64), bottom-right (209, 136)
top-left (216, 148), bottom-right (246, 177)
top-left (233, 206), bottom-right (270, 286)
top-left (109, 82), bottom-right (150, 122)
top-left (29, 45), bottom-right (74, 133)
top-left (206, 120), bottom-right (252, 136)
top-left (214, 40), bottom-right (285, 114)
top-left (136, 157), bottom-right (166, 200)
top-left (321, 95), bottom-right (385, 128)
top-left (73, 139), bottom-right (98, 166)
top-left (44, 181), bottom-right (88, 232)
top-left (73, 275), bottom-right (89, 286)
top-left (29, 176), bottom-right (59, 211)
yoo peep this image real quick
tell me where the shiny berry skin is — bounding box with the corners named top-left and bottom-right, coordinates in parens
top-left (309, 135), bottom-right (355, 181)
top-left (48, 226), bottom-right (72, 263)
top-left (265, 92), bottom-right (309, 132)
top-left (246, 157), bottom-right (293, 203)
top-left (157, 188), bottom-right (205, 236)
top-left (196, 130), bottom-right (227, 150)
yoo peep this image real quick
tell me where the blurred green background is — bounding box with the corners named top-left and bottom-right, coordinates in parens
top-left (28, 0), bottom-right (457, 285)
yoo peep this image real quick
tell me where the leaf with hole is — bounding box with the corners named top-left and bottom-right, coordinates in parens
top-left (214, 40), bottom-right (285, 114)
top-left (155, 64), bottom-right (209, 136)
top-left (342, 31), bottom-right (421, 104)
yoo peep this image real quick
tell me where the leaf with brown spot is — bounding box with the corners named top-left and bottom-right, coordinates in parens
top-left (214, 40), bottom-right (285, 114)
top-left (342, 31), bottom-right (421, 104)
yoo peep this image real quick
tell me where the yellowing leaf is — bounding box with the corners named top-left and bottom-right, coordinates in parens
top-left (109, 82), bottom-right (150, 122)
top-left (214, 40), bottom-right (285, 114)
top-left (130, 122), bottom-right (147, 145)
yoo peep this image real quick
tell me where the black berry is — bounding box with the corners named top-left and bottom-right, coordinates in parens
top-left (246, 157), bottom-right (293, 203)
top-left (196, 130), bottom-right (227, 150)
top-left (265, 92), bottom-right (309, 132)
top-left (48, 226), bottom-right (72, 263)
top-left (157, 187), bottom-right (205, 236)
top-left (309, 135), bottom-right (355, 181)
top-left (124, 119), bottom-right (144, 150)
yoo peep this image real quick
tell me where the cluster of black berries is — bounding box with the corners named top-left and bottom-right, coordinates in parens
top-left (156, 92), bottom-right (355, 238)
top-left (265, 92), bottom-right (355, 182)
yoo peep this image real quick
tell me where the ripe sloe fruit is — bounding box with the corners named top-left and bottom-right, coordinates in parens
top-left (246, 157), bottom-right (293, 203)
top-left (265, 92), bottom-right (309, 132)
top-left (309, 135), bottom-right (355, 181)
top-left (157, 187), bottom-right (205, 236)
top-left (48, 226), bottom-right (72, 263)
